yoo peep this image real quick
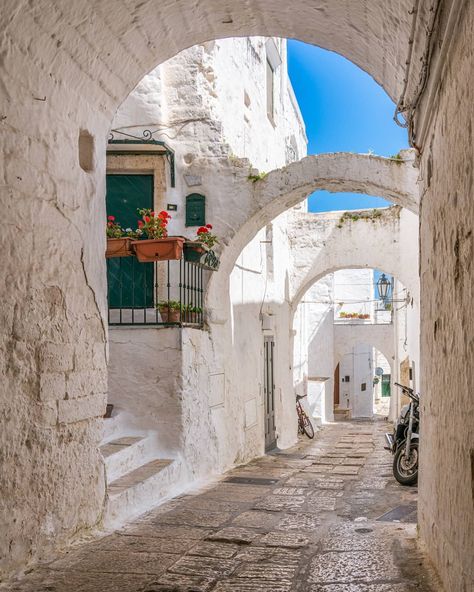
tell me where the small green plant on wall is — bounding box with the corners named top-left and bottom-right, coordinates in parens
top-left (248, 171), bottom-right (268, 183)
top-left (336, 209), bottom-right (383, 228)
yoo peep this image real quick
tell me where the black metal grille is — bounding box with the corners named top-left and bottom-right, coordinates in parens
top-left (107, 257), bottom-right (204, 326)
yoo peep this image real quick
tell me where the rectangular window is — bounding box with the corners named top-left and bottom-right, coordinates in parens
top-left (266, 58), bottom-right (274, 122)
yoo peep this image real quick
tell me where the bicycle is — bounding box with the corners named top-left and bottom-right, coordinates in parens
top-left (296, 394), bottom-right (315, 439)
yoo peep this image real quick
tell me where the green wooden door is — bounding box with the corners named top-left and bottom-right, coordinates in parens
top-left (381, 374), bottom-right (391, 397)
top-left (106, 174), bottom-right (153, 308)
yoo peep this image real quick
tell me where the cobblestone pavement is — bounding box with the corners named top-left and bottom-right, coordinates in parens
top-left (5, 420), bottom-right (443, 591)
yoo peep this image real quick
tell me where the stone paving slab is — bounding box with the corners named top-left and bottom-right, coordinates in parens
top-left (97, 533), bottom-right (197, 554)
top-left (206, 527), bottom-right (261, 544)
top-left (232, 510), bottom-right (280, 529)
top-left (308, 550), bottom-right (401, 583)
top-left (154, 508), bottom-right (233, 527)
top-left (6, 570), bottom-right (154, 592)
top-left (4, 420), bottom-right (443, 592)
top-left (144, 572), bottom-right (216, 591)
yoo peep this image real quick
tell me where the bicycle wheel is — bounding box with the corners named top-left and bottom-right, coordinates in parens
top-left (302, 413), bottom-right (315, 439)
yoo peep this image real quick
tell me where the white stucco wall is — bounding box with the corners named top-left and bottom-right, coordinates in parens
top-left (1, 2), bottom-right (471, 588)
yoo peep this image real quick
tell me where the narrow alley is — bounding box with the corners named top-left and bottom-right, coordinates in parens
top-left (7, 421), bottom-right (441, 592)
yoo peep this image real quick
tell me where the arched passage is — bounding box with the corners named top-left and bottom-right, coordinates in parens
top-left (2, 3), bottom-right (473, 588)
top-left (292, 264), bottom-right (415, 426)
top-left (287, 206), bottom-right (419, 310)
top-left (206, 159), bottom-right (419, 321)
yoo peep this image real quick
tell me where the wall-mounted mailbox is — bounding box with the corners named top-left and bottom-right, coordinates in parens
top-left (185, 193), bottom-right (205, 227)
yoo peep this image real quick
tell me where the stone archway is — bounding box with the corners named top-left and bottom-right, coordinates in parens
top-left (1, 2), bottom-right (472, 588)
top-left (206, 156), bottom-right (419, 322)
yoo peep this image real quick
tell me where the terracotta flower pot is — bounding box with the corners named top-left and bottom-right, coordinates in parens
top-left (183, 311), bottom-right (197, 323)
top-left (159, 307), bottom-right (181, 323)
top-left (132, 237), bottom-right (185, 262)
top-left (106, 237), bottom-right (133, 258)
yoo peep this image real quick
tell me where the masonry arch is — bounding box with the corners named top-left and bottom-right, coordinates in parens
top-left (292, 264), bottom-right (410, 426)
top-left (206, 159), bottom-right (419, 322)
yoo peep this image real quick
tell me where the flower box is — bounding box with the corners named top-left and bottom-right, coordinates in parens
top-left (184, 242), bottom-right (220, 271)
top-left (106, 237), bottom-right (133, 258)
top-left (132, 237), bottom-right (185, 263)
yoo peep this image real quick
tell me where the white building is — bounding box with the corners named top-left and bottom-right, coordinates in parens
top-left (103, 37), bottom-right (308, 525)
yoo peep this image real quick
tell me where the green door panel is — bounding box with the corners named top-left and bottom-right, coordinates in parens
top-left (106, 174), bottom-right (153, 308)
top-left (381, 374), bottom-right (391, 397)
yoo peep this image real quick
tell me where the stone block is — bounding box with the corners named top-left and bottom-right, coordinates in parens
top-left (39, 401), bottom-right (59, 426)
top-left (66, 370), bottom-right (107, 399)
top-left (39, 342), bottom-right (74, 372)
top-left (58, 394), bottom-right (106, 424)
top-left (39, 372), bottom-right (66, 402)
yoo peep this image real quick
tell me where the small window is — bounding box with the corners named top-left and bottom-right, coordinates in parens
top-left (266, 59), bottom-right (274, 122)
top-left (186, 193), bottom-right (205, 227)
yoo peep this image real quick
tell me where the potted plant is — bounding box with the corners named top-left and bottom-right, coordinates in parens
top-left (184, 224), bottom-right (220, 271)
top-left (183, 304), bottom-right (202, 323)
top-left (105, 216), bottom-right (134, 258)
top-left (131, 209), bottom-right (185, 262)
top-left (157, 300), bottom-right (182, 323)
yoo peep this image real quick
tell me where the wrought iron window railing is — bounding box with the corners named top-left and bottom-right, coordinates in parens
top-left (107, 257), bottom-right (204, 326)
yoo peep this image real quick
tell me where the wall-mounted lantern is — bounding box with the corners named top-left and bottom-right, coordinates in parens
top-left (377, 273), bottom-right (391, 301)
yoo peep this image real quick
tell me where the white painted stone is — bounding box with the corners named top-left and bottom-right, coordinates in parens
top-left (0, 2), bottom-right (471, 589)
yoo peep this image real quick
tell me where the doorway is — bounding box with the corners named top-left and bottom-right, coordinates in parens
top-left (263, 336), bottom-right (277, 451)
top-left (106, 174), bottom-right (154, 308)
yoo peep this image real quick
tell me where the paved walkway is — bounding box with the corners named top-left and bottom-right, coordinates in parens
top-left (6, 420), bottom-right (442, 591)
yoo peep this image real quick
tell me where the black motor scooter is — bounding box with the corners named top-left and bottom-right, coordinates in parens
top-left (385, 382), bottom-right (419, 486)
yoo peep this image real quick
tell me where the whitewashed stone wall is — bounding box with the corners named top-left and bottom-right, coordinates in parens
top-left (290, 209), bottom-right (420, 423)
top-left (417, 3), bottom-right (474, 589)
top-left (1, 2), bottom-right (470, 588)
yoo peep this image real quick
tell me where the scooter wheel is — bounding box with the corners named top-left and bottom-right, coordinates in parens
top-left (393, 441), bottom-right (418, 486)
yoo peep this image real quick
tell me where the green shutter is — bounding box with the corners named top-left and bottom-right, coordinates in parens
top-left (185, 193), bottom-right (205, 227)
top-left (381, 374), bottom-right (391, 397)
top-left (106, 174), bottom-right (154, 308)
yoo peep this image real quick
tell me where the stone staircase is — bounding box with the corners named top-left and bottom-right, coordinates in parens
top-left (100, 433), bottom-right (182, 529)
top-left (334, 405), bottom-right (351, 421)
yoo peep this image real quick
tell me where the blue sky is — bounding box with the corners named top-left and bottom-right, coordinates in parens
top-left (287, 40), bottom-right (409, 212)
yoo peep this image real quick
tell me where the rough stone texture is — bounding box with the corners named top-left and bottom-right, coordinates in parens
top-left (0, 1), bottom-right (471, 589)
top-left (418, 2), bottom-right (474, 591)
top-left (288, 207), bottom-right (419, 303)
top-left (3, 421), bottom-right (443, 592)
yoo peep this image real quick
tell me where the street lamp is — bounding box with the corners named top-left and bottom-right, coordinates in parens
top-left (377, 273), bottom-right (391, 301)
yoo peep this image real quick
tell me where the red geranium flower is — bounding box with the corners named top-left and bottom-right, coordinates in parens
top-left (107, 215), bottom-right (115, 221)
top-left (206, 224), bottom-right (212, 229)
top-left (144, 216), bottom-right (150, 223)
top-left (138, 220), bottom-right (144, 228)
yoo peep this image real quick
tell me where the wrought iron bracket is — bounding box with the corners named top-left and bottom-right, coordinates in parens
top-left (107, 129), bottom-right (176, 187)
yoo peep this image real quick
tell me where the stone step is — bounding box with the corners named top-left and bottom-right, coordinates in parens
top-left (334, 407), bottom-right (351, 420)
top-left (100, 435), bottom-right (153, 482)
top-left (104, 458), bottom-right (181, 529)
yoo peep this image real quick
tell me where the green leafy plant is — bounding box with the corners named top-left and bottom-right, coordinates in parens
top-left (339, 312), bottom-right (370, 319)
top-left (337, 208), bottom-right (383, 227)
top-left (183, 304), bottom-right (202, 313)
top-left (248, 171), bottom-right (268, 183)
top-left (390, 152), bottom-right (403, 163)
top-left (157, 300), bottom-right (182, 311)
